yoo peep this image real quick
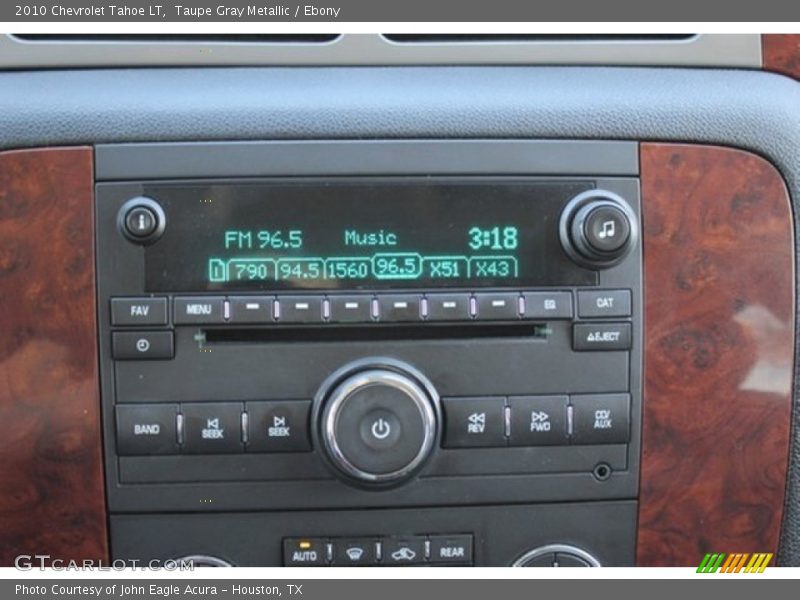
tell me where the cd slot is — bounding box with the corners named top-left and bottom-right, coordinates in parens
top-left (203, 322), bottom-right (550, 344)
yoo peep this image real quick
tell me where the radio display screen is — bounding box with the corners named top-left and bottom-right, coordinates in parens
top-left (142, 179), bottom-right (597, 291)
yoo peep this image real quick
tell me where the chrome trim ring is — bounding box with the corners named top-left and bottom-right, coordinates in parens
top-left (511, 544), bottom-right (602, 567)
top-left (322, 369), bottom-right (437, 485)
top-left (173, 555), bottom-right (234, 567)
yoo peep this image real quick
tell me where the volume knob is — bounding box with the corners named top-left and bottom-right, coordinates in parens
top-left (560, 190), bottom-right (638, 268)
top-left (314, 360), bottom-right (440, 488)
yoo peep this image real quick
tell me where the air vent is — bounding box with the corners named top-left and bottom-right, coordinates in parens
top-left (13, 34), bottom-right (340, 43)
top-left (384, 34), bottom-right (695, 43)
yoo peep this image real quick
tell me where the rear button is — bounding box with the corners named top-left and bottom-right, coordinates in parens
top-left (429, 535), bottom-right (473, 565)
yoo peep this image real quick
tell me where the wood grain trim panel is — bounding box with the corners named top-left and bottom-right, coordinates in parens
top-left (637, 143), bottom-right (795, 566)
top-left (0, 147), bottom-right (108, 565)
top-left (763, 34), bottom-right (800, 80)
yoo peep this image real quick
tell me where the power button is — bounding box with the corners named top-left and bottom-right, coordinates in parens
top-left (359, 410), bottom-right (402, 449)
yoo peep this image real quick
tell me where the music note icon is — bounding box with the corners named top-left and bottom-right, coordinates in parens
top-left (597, 220), bottom-right (616, 239)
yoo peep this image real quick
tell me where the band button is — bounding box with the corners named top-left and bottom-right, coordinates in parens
top-left (116, 404), bottom-right (179, 456)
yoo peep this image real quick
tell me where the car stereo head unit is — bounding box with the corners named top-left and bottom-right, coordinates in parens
top-left (95, 140), bottom-right (642, 567)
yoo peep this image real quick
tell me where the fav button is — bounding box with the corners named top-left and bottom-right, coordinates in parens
top-left (112, 331), bottom-right (174, 360)
top-left (246, 400), bottom-right (312, 452)
top-left (181, 402), bottom-right (243, 454)
top-left (442, 397), bottom-right (506, 448)
top-left (116, 404), bottom-right (179, 456)
top-left (571, 393), bottom-right (631, 445)
top-left (110, 297), bottom-right (168, 326)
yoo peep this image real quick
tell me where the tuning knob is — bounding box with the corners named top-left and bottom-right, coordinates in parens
top-left (314, 359), bottom-right (440, 488)
top-left (560, 190), bottom-right (638, 268)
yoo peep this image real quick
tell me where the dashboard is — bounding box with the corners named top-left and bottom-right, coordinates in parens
top-left (0, 33), bottom-right (797, 568)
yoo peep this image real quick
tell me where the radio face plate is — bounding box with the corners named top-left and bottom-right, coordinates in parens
top-left (95, 142), bottom-right (642, 522)
top-left (139, 179), bottom-right (598, 292)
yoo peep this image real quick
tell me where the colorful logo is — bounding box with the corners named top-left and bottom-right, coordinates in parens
top-left (697, 553), bottom-right (773, 573)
